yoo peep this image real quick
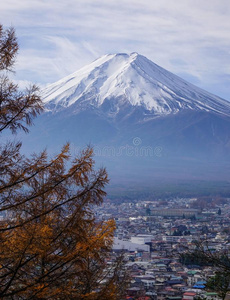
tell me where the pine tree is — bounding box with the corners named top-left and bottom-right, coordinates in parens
top-left (186, 240), bottom-right (230, 300)
top-left (0, 24), bottom-right (127, 300)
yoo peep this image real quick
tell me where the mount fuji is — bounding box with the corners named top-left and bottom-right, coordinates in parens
top-left (21, 53), bottom-right (230, 193)
top-left (43, 52), bottom-right (230, 117)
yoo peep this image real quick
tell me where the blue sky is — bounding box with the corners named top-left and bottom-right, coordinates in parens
top-left (2, 0), bottom-right (230, 100)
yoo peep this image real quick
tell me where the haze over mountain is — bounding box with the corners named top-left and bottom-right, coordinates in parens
top-left (20, 53), bottom-right (230, 193)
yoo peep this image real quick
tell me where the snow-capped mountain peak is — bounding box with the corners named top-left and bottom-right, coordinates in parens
top-left (42, 53), bottom-right (230, 116)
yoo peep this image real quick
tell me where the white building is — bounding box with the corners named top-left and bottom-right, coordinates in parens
top-left (130, 234), bottom-right (153, 245)
top-left (113, 237), bottom-right (150, 252)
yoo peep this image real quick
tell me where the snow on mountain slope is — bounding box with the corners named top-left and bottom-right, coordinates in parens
top-left (42, 53), bottom-right (230, 116)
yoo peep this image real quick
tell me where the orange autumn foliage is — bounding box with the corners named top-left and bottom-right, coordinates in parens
top-left (0, 24), bottom-right (127, 300)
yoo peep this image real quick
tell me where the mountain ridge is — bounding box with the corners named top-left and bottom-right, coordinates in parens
top-left (17, 52), bottom-right (230, 190)
top-left (42, 52), bottom-right (230, 118)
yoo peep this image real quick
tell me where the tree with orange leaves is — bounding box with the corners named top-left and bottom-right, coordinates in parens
top-left (0, 24), bottom-right (127, 299)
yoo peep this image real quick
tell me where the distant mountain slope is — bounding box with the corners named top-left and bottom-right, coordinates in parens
top-left (42, 53), bottom-right (230, 117)
top-left (19, 53), bottom-right (230, 189)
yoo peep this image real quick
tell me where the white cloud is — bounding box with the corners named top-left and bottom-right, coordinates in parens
top-left (1, 0), bottom-right (230, 99)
